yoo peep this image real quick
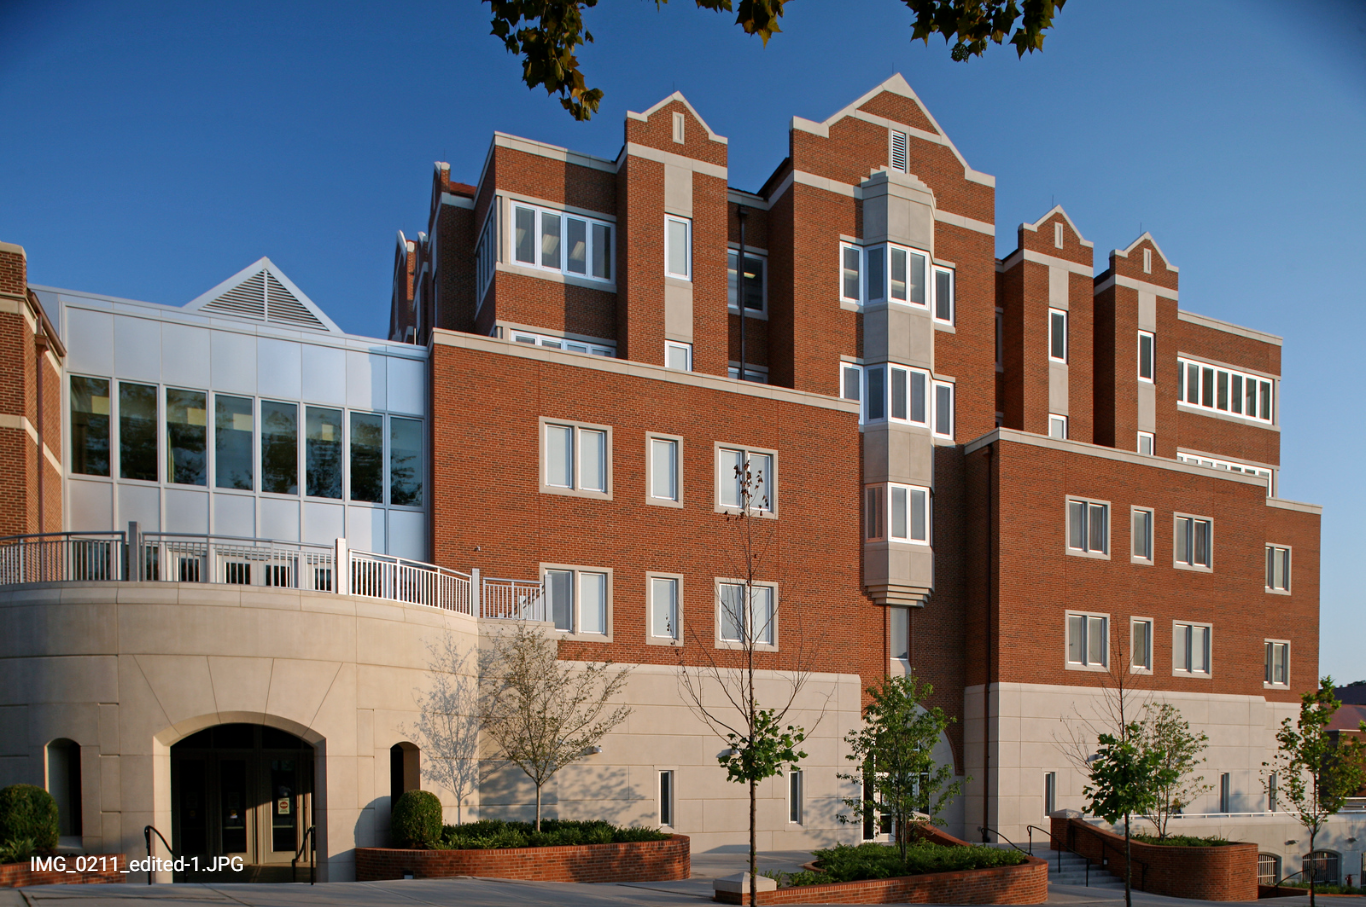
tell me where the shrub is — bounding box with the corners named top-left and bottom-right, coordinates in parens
top-left (0, 785), bottom-right (59, 853)
top-left (1132, 833), bottom-right (1231, 847)
top-left (438, 818), bottom-right (670, 850)
top-left (390, 790), bottom-right (443, 848)
top-left (785, 840), bottom-right (1028, 886)
top-left (0, 837), bottom-right (38, 865)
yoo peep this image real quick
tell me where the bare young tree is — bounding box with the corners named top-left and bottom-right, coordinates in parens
top-left (479, 621), bottom-right (633, 831)
top-left (1055, 619), bottom-right (1151, 777)
top-left (409, 631), bottom-right (482, 825)
top-left (675, 458), bottom-right (828, 906)
top-left (1135, 702), bottom-right (1211, 841)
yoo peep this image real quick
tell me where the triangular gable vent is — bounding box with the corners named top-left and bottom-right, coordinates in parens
top-left (185, 258), bottom-right (340, 333)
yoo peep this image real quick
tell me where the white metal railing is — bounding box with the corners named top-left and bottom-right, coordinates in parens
top-left (138, 533), bottom-right (336, 590)
top-left (346, 548), bottom-right (473, 615)
top-left (481, 576), bottom-right (547, 622)
top-left (0, 531), bottom-right (126, 585)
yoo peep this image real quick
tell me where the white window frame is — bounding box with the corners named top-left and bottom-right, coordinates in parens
top-left (1266, 544), bottom-right (1291, 593)
top-left (1137, 431), bottom-right (1154, 456)
top-left (665, 215), bottom-right (692, 280)
top-left (838, 242), bottom-right (930, 309)
top-left (858, 364), bottom-right (931, 426)
top-left (1048, 414), bottom-right (1068, 440)
top-left (1173, 513), bottom-right (1213, 571)
top-left (1065, 497), bottom-right (1110, 559)
top-left (788, 768), bottom-right (804, 824)
top-left (1138, 331), bottom-right (1155, 383)
top-left (511, 329), bottom-right (615, 358)
top-left (728, 247), bottom-right (767, 316)
top-left (475, 203), bottom-right (498, 311)
top-left (1131, 617), bottom-right (1154, 673)
top-left (933, 265), bottom-right (955, 324)
top-left (864, 483), bottom-right (930, 544)
top-left (1172, 621), bottom-right (1213, 677)
top-left (1265, 639), bottom-right (1290, 688)
top-left (647, 572), bottom-right (683, 645)
top-left (510, 201), bottom-right (613, 283)
top-left (715, 579), bottom-right (778, 650)
top-left (658, 768), bottom-right (676, 827)
top-left (932, 380), bottom-right (954, 439)
top-left (890, 606), bottom-right (910, 662)
top-left (1176, 452), bottom-right (1274, 496)
top-left (714, 444), bottom-right (777, 516)
top-left (1049, 308), bottom-right (1068, 362)
top-left (645, 433), bottom-right (682, 508)
top-left (1066, 611), bottom-right (1109, 671)
top-left (1131, 506), bottom-right (1154, 564)
top-left (539, 418), bottom-right (612, 500)
top-left (841, 362), bottom-right (864, 422)
top-left (1177, 357), bottom-right (1275, 424)
top-left (542, 564), bottom-right (613, 640)
top-left (665, 341), bottom-right (692, 372)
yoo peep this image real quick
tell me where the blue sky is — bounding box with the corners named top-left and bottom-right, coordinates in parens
top-left (2, 1), bottom-right (1363, 681)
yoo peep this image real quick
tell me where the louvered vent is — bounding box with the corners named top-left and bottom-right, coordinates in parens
top-left (265, 273), bottom-right (325, 329)
top-left (201, 272), bottom-right (266, 319)
top-left (890, 130), bottom-right (908, 173)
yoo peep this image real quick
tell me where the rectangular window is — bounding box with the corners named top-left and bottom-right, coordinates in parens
top-left (1177, 357), bottom-right (1274, 423)
top-left (165, 389), bottom-right (207, 486)
top-left (510, 203), bottom-right (612, 281)
top-left (841, 243), bottom-right (862, 303)
top-left (1131, 507), bottom-right (1153, 562)
top-left (728, 250), bottom-right (766, 313)
top-left (539, 210), bottom-right (561, 269)
top-left (649, 436), bottom-right (680, 503)
top-left (1266, 545), bottom-right (1290, 592)
top-left (865, 485), bottom-right (884, 541)
top-left (1066, 498), bottom-right (1109, 556)
top-left (1131, 618), bottom-right (1153, 671)
top-left (666, 216), bottom-right (691, 279)
top-left (510, 329), bottom-right (615, 358)
top-left (651, 576), bottom-right (680, 641)
top-left (1176, 453), bottom-right (1274, 495)
top-left (788, 770), bottom-right (803, 824)
top-left (1066, 612), bottom-right (1108, 667)
top-left (865, 365), bottom-right (886, 422)
top-left (70, 376), bottom-right (111, 477)
top-left (1175, 515), bottom-right (1213, 569)
top-left (1044, 772), bottom-right (1057, 816)
top-left (1138, 331), bottom-right (1154, 382)
top-left (475, 206), bottom-right (498, 309)
top-left (890, 606), bottom-right (910, 661)
top-left (214, 395), bottom-right (253, 490)
top-left (1268, 773), bottom-right (1278, 812)
top-left (305, 406), bottom-right (343, 499)
top-left (544, 566), bottom-right (610, 636)
top-left (1049, 309), bottom-right (1068, 362)
top-left (841, 363), bottom-right (862, 411)
top-left (260, 400), bottom-right (298, 495)
top-left (1048, 414), bottom-right (1068, 440)
top-left (867, 484), bottom-right (930, 544)
top-left (727, 363), bottom-right (769, 383)
top-left (1137, 431), bottom-right (1154, 456)
top-left (717, 447), bottom-right (774, 514)
top-left (839, 243), bottom-right (927, 307)
top-left (1219, 773), bottom-right (1231, 813)
top-left (349, 412), bottom-right (383, 503)
top-left (542, 420), bottom-right (611, 498)
top-left (580, 571), bottom-right (607, 635)
top-left (547, 568), bottom-right (573, 631)
top-left (1265, 640), bottom-right (1290, 686)
top-left (933, 381), bottom-right (954, 438)
top-left (389, 417), bottom-right (424, 506)
top-left (1173, 622), bottom-right (1212, 675)
top-left (718, 581), bottom-right (775, 646)
top-left (659, 770), bottom-right (674, 827)
top-left (666, 341), bottom-right (692, 372)
top-left (934, 267), bottom-right (954, 323)
top-left (119, 381), bottom-right (158, 481)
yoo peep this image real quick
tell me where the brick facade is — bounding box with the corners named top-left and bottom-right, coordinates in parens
top-left (354, 834), bottom-right (690, 883)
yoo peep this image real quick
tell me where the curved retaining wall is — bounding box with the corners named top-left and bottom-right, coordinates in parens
top-left (715, 858), bottom-right (1049, 905)
top-left (354, 834), bottom-right (689, 882)
top-left (1053, 816), bottom-right (1258, 901)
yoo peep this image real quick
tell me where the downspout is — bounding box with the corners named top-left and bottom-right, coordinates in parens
top-left (736, 207), bottom-right (747, 383)
top-left (982, 443), bottom-right (993, 838)
top-left (35, 329), bottom-right (45, 534)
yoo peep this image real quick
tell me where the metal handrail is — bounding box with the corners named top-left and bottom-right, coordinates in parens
top-left (292, 824), bottom-right (316, 885)
top-left (1021, 824), bottom-right (1089, 885)
top-left (143, 824), bottom-right (174, 886)
top-left (1066, 820), bottom-right (1149, 891)
top-left (976, 825), bottom-right (1032, 857)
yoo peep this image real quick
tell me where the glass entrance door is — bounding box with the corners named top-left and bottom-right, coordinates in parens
top-left (219, 759), bottom-right (250, 858)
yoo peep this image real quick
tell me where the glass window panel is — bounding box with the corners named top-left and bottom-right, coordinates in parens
top-left (1246, 377), bottom-right (1257, 415)
top-left (935, 268), bottom-right (953, 321)
top-left (546, 425), bottom-right (573, 488)
top-left (565, 217), bottom-right (587, 274)
top-left (1068, 501), bottom-right (1085, 550)
top-left (1138, 432), bottom-right (1153, 456)
top-left (514, 206), bottom-right (535, 264)
top-left (1260, 381), bottom-right (1272, 421)
top-left (118, 382), bottom-right (158, 481)
top-left (389, 417), bottom-right (423, 506)
top-left (889, 247), bottom-right (907, 301)
top-left (890, 607), bottom-right (910, 660)
top-left (1177, 361), bottom-right (1184, 399)
top-left (910, 371), bottom-right (927, 423)
top-left (1201, 367), bottom-right (1215, 406)
top-left (70, 376), bottom-right (110, 477)
top-left (842, 246), bottom-right (861, 300)
top-left (1217, 371), bottom-right (1229, 410)
top-left (751, 454), bottom-right (772, 510)
top-left (651, 438), bottom-right (677, 501)
top-left (911, 488), bottom-right (927, 541)
top-left (842, 365), bottom-right (862, 401)
top-left (1133, 510), bottom-right (1151, 559)
top-left (865, 486), bottom-right (882, 540)
top-left (667, 342), bottom-right (690, 371)
top-left (728, 251), bottom-right (765, 310)
top-left (1068, 615), bottom-right (1085, 663)
top-left (651, 577), bottom-right (678, 639)
top-left (720, 583), bottom-right (744, 641)
top-left (1267, 547), bottom-right (1275, 588)
top-left (667, 218), bottom-right (689, 278)
top-left (890, 485), bottom-right (908, 539)
top-left (1231, 374), bottom-right (1243, 414)
top-left (890, 368), bottom-right (908, 421)
top-left (908, 250), bottom-right (927, 306)
top-left (547, 570), bottom-right (573, 631)
top-left (305, 407), bottom-right (343, 499)
top-left (1139, 333), bottom-right (1153, 380)
top-left (866, 366), bottom-right (885, 421)
top-left (1088, 617), bottom-right (1106, 666)
top-left (540, 211), bottom-right (561, 268)
top-left (1187, 363), bottom-right (1200, 403)
top-left (260, 401), bottom-right (298, 494)
top-left (719, 448), bottom-right (743, 508)
top-left (165, 389), bottom-right (207, 487)
top-left (866, 246), bottom-right (886, 302)
top-left (752, 586), bottom-right (774, 645)
top-left (214, 395), bottom-right (253, 490)
top-left (1176, 517), bottom-right (1190, 564)
top-left (580, 572), bottom-right (606, 634)
top-left (1088, 503), bottom-right (1107, 553)
top-left (580, 428), bottom-right (606, 493)
top-left (1192, 626), bottom-right (1208, 672)
top-left (1133, 621), bottom-right (1150, 668)
top-left (349, 412), bottom-right (384, 503)
top-left (591, 223), bottom-right (611, 280)
top-left (1175, 625), bottom-right (1190, 671)
top-left (1050, 311), bottom-right (1067, 360)
top-left (934, 383), bottom-right (952, 436)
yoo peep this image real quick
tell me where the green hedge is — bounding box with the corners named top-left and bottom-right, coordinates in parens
top-left (390, 790), bottom-right (443, 848)
top-left (783, 841), bottom-right (1028, 887)
top-left (1132, 833), bottom-right (1232, 847)
top-left (0, 785), bottom-right (59, 854)
top-left (438, 819), bottom-right (670, 850)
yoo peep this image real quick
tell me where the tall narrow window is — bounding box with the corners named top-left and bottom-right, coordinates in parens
top-left (540, 210), bottom-right (561, 269)
top-left (650, 437), bottom-right (679, 503)
top-left (579, 571), bottom-right (607, 635)
top-left (934, 267), bottom-right (954, 323)
top-left (260, 401), bottom-right (299, 495)
top-left (1131, 618), bottom-right (1153, 670)
top-left (666, 216), bottom-right (691, 279)
top-left (165, 389), bottom-right (207, 486)
top-left (1138, 331), bottom-right (1154, 382)
top-left (728, 251), bottom-right (765, 313)
top-left (933, 381), bottom-right (954, 438)
top-left (70, 377), bottom-right (111, 477)
top-left (1054, 222), bottom-right (1064, 249)
top-left (514, 205), bottom-right (536, 264)
top-left (214, 395), bottom-right (253, 490)
top-left (788, 769), bottom-right (803, 823)
top-left (841, 364), bottom-right (862, 406)
top-left (1268, 773), bottom-right (1278, 812)
top-left (1266, 546), bottom-right (1290, 591)
top-left (389, 417), bottom-right (424, 506)
top-left (1265, 641), bottom-right (1290, 686)
top-left (305, 406), bottom-right (343, 499)
top-left (865, 366), bottom-right (886, 422)
top-left (1049, 309), bottom-right (1068, 362)
top-left (866, 246), bottom-right (886, 303)
top-left (890, 606), bottom-right (910, 661)
top-left (841, 244), bottom-right (862, 303)
top-left (659, 770), bottom-right (675, 827)
top-left (349, 412), bottom-right (384, 503)
top-left (651, 576), bottom-right (679, 640)
top-left (1132, 508), bottom-right (1153, 562)
top-left (547, 569), bottom-right (573, 631)
top-left (1044, 772), bottom-right (1057, 816)
top-left (1219, 773), bottom-right (1231, 813)
top-left (579, 429), bottom-right (606, 493)
top-left (119, 381), bottom-right (158, 481)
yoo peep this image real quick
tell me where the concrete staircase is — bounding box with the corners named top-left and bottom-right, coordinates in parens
top-left (1030, 845), bottom-right (1127, 891)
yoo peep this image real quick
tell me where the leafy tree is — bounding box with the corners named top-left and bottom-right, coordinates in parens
top-left (487, 0), bottom-right (1066, 121)
top-left (478, 621), bottom-right (633, 830)
top-left (836, 673), bottom-right (964, 863)
top-left (1135, 702), bottom-right (1211, 841)
top-left (1084, 723), bottom-right (1173, 907)
top-left (1263, 677), bottom-right (1366, 907)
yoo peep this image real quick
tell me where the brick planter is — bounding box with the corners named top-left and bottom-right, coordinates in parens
top-left (355, 833), bottom-right (689, 882)
top-left (0, 854), bottom-right (127, 887)
top-left (1052, 816), bottom-right (1258, 901)
top-left (714, 858), bottom-right (1048, 905)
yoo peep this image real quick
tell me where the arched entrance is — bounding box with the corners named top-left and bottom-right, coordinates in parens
top-left (171, 724), bottom-right (314, 878)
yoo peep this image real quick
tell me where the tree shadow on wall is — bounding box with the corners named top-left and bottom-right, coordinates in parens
top-left (407, 631), bottom-right (481, 825)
